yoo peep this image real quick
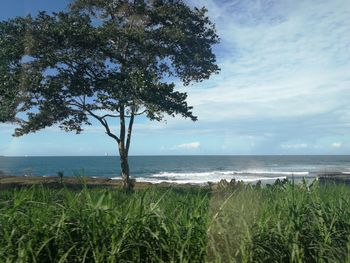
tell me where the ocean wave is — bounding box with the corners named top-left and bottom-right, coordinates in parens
top-left (151, 170), bottom-right (309, 178)
top-left (110, 170), bottom-right (310, 184)
top-left (134, 176), bottom-right (288, 184)
top-left (112, 175), bottom-right (289, 184)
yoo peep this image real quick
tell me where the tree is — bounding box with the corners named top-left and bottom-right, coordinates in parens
top-left (0, 0), bottom-right (219, 190)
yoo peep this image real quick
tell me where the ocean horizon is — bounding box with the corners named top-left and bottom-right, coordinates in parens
top-left (1, 155), bottom-right (349, 184)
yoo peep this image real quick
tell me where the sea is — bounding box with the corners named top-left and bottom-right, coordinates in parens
top-left (1, 155), bottom-right (350, 184)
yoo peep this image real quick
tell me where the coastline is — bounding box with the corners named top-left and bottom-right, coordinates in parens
top-left (1, 172), bottom-right (350, 190)
top-left (0, 175), bottom-right (206, 190)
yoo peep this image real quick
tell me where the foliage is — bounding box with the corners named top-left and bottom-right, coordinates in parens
top-left (0, 17), bottom-right (30, 123)
top-left (57, 171), bottom-right (64, 184)
top-left (208, 180), bottom-right (350, 263)
top-left (0, 186), bottom-right (209, 262)
top-left (1, 180), bottom-right (349, 262)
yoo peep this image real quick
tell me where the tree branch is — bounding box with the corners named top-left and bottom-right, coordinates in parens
top-left (100, 113), bottom-right (120, 119)
top-left (70, 98), bottom-right (120, 143)
top-left (64, 60), bottom-right (98, 80)
top-left (134, 109), bottom-right (147, 116)
top-left (87, 108), bottom-right (120, 143)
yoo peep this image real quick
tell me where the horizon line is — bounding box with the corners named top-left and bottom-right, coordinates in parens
top-left (1, 154), bottom-right (349, 157)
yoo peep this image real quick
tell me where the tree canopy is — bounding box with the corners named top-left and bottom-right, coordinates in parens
top-left (0, 17), bottom-right (29, 123)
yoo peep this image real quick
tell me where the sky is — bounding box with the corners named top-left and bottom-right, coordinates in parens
top-left (0, 0), bottom-right (350, 156)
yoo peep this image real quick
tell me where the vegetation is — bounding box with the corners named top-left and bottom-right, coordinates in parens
top-left (0, 17), bottom-right (26, 123)
top-left (208, 180), bottom-right (350, 263)
top-left (0, 186), bottom-right (209, 262)
top-left (0, 0), bottom-right (219, 190)
top-left (57, 171), bottom-right (64, 184)
top-left (0, 180), bottom-right (349, 262)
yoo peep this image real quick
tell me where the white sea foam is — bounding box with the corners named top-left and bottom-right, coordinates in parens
top-left (134, 176), bottom-right (287, 185)
top-left (151, 170), bottom-right (309, 177)
top-left (110, 170), bottom-right (310, 184)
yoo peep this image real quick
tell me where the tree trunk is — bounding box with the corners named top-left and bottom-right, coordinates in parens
top-left (86, 101), bottom-right (135, 191)
top-left (119, 144), bottom-right (133, 191)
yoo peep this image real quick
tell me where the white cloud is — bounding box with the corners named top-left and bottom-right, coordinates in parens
top-left (158, 0), bottom-right (350, 153)
top-left (331, 142), bottom-right (343, 148)
top-left (281, 143), bottom-right (308, 149)
top-left (173, 142), bottom-right (201, 150)
top-left (182, 0), bottom-right (350, 123)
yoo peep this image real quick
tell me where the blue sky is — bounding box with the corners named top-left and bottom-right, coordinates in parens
top-left (1, 0), bottom-right (350, 156)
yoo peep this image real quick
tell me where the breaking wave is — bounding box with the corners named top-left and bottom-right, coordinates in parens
top-left (112, 170), bottom-right (310, 184)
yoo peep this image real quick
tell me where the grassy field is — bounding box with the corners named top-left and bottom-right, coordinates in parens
top-left (0, 180), bottom-right (349, 262)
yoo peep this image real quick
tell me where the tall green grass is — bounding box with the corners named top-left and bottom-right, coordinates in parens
top-left (208, 180), bottom-right (350, 263)
top-left (0, 186), bottom-right (209, 262)
top-left (1, 181), bottom-right (349, 262)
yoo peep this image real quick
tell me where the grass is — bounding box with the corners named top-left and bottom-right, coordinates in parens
top-left (0, 180), bottom-right (349, 262)
top-left (208, 180), bottom-right (350, 263)
top-left (0, 186), bottom-right (209, 262)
